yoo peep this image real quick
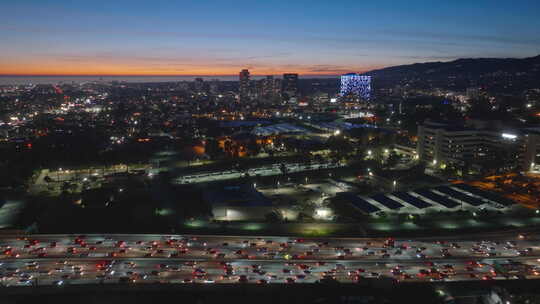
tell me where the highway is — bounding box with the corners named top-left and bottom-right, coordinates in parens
top-left (1, 233), bottom-right (540, 286)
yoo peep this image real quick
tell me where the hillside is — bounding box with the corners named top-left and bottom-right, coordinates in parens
top-left (365, 55), bottom-right (540, 92)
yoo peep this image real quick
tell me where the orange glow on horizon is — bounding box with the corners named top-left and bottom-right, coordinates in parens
top-left (0, 61), bottom-right (381, 77)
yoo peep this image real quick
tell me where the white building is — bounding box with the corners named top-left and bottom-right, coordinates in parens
top-left (417, 120), bottom-right (540, 172)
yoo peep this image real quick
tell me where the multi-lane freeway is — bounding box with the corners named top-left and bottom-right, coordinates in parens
top-left (1, 233), bottom-right (540, 287)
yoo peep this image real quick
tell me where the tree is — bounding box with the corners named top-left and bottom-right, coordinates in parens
top-left (205, 138), bottom-right (222, 159)
top-left (385, 151), bottom-right (401, 168)
top-left (279, 163), bottom-right (288, 175)
top-left (265, 211), bottom-right (282, 222)
top-left (246, 138), bottom-right (261, 156)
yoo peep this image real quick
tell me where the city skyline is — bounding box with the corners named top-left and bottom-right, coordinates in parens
top-left (1, 0), bottom-right (540, 76)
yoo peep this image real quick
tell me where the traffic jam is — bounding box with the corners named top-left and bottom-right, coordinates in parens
top-left (0, 234), bottom-right (539, 286)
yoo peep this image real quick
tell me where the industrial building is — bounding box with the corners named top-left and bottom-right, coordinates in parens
top-left (347, 184), bottom-right (515, 216)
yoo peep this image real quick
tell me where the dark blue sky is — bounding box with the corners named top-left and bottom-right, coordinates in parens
top-left (1, 0), bottom-right (539, 75)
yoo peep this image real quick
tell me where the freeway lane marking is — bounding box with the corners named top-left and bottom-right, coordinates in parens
top-left (3, 256), bottom-right (540, 264)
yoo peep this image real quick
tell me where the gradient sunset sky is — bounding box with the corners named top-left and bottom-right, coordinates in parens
top-left (1, 0), bottom-right (539, 76)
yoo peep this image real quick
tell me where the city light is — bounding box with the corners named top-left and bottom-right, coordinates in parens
top-left (340, 74), bottom-right (371, 99)
top-left (501, 133), bottom-right (517, 140)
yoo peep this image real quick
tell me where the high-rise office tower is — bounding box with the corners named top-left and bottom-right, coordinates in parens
top-left (263, 75), bottom-right (275, 97)
top-left (273, 78), bottom-right (282, 97)
top-left (340, 73), bottom-right (371, 99)
top-left (282, 73), bottom-right (298, 101)
top-left (209, 79), bottom-right (220, 96)
top-left (239, 69), bottom-right (250, 101)
top-left (194, 77), bottom-right (204, 93)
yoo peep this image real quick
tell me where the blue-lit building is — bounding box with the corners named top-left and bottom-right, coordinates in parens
top-left (340, 73), bottom-right (371, 99)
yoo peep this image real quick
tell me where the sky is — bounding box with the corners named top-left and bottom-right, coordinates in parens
top-left (1, 0), bottom-right (539, 76)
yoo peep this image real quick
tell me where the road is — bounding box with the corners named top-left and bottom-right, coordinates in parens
top-left (1, 233), bottom-right (540, 286)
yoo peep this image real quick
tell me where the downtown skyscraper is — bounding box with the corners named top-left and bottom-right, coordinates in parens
top-left (282, 73), bottom-right (298, 102)
top-left (239, 69), bottom-right (250, 101)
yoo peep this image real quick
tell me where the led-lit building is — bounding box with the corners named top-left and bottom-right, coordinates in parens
top-left (239, 69), bottom-right (250, 101)
top-left (340, 73), bottom-right (371, 99)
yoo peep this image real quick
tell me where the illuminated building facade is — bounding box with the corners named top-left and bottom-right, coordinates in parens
top-left (340, 73), bottom-right (371, 99)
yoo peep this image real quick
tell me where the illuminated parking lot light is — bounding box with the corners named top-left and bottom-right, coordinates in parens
top-left (334, 129), bottom-right (341, 135)
top-left (501, 133), bottom-right (517, 140)
top-left (367, 150), bottom-right (372, 156)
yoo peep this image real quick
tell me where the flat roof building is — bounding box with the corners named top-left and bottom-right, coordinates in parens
top-left (417, 120), bottom-right (540, 173)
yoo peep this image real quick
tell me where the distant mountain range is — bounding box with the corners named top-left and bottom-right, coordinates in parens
top-left (365, 55), bottom-right (540, 92)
